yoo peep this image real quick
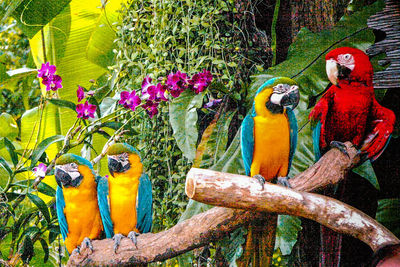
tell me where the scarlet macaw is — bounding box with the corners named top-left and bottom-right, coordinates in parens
top-left (107, 143), bottom-right (153, 252)
top-left (55, 154), bottom-right (113, 254)
top-left (309, 47), bottom-right (396, 266)
top-left (240, 77), bottom-right (299, 266)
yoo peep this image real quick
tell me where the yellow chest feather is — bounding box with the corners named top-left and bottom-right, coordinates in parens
top-left (62, 165), bottom-right (102, 253)
top-left (251, 88), bottom-right (291, 179)
top-left (108, 154), bottom-right (142, 235)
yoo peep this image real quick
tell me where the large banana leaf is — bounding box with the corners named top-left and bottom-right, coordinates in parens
top-left (179, 0), bottom-right (385, 260)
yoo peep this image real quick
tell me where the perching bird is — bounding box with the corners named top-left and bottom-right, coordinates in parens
top-left (55, 154), bottom-right (113, 254)
top-left (240, 77), bottom-right (299, 266)
top-left (107, 143), bottom-right (153, 252)
top-left (309, 47), bottom-right (396, 266)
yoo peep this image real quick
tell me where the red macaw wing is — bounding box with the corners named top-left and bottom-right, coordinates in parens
top-left (361, 99), bottom-right (396, 161)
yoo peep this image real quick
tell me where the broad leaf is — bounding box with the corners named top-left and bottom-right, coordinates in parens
top-left (30, 135), bottom-right (64, 168)
top-left (27, 193), bottom-right (51, 223)
top-left (86, 0), bottom-right (128, 68)
top-left (12, 0), bottom-right (71, 38)
top-left (47, 99), bottom-right (76, 112)
top-left (0, 113), bottom-right (19, 139)
top-left (169, 90), bottom-right (204, 161)
top-left (376, 198), bottom-right (400, 238)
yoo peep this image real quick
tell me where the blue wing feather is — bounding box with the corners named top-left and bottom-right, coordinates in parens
top-left (96, 176), bottom-right (114, 238)
top-left (136, 173), bottom-right (153, 233)
top-left (286, 108), bottom-right (298, 170)
top-left (312, 121), bottom-right (322, 161)
top-left (241, 114), bottom-right (255, 176)
top-left (55, 186), bottom-right (68, 241)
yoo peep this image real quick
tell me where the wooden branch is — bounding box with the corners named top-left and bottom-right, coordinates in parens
top-left (67, 142), bottom-right (385, 266)
top-left (186, 168), bottom-right (399, 252)
top-left (289, 141), bottom-right (360, 191)
top-left (67, 207), bottom-right (258, 266)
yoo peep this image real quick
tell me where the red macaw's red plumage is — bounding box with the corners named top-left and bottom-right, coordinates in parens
top-left (309, 47), bottom-right (396, 266)
top-left (309, 47), bottom-right (395, 161)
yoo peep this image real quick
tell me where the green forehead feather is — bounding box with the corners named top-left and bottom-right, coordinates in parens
top-left (55, 153), bottom-right (93, 169)
top-left (107, 143), bottom-right (140, 156)
top-left (256, 77), bottom-right (298, 95)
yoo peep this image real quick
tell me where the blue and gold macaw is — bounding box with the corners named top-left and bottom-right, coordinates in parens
top-left (55, 154), bottom-right (113, 255)
top-left (240, 77), bottom-right (299, 266)
top-left (106, 143), bottom-right (153, 252)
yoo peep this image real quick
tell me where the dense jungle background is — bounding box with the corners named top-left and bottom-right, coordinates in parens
top-left (0, 0), bottom-right (399, 266)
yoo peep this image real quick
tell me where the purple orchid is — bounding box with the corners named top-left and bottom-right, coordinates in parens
top-left (204, 98), bottom-right (222, 109)
top-left (77, 85), bottom-right (85, 102)
top-left (119, 90), bottom-right (141, 111)
top-left (166, 71), bottom-right (189, 98)
top-left (37, 62), bottom-right (56, 78)
top-left (76, 101), bottom-right (97, 119)
top-left (42, 75), bottom-right (63, 91)
top-left (154, 83), bottom-right (168, 101)
top-left (143, 100), bottom-right (159, 118)
top-left (33, 163), bottom-right (47, 178)
top-left (189, 70), bottom-right (213, 94)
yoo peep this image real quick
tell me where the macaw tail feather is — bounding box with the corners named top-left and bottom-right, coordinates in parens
top-left (238, 213), bottom-right (277, 267)
top-left (320, 226), bottom-right (342, 267)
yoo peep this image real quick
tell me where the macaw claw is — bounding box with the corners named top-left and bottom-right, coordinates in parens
top-left (72, 246), bottom-right (81, 255)
top-left (128, 231), bottom-right (139, 249)
top-left (253, 174), bottom-right (266, 190)
top-left (277, 176), bottom-right (291, 188)
top-left (74, 237), bottom-right (93, 254)
top-left (113, 233), bottom-right (124, 253)
top-left (330, 141), bottom-right (350, 158)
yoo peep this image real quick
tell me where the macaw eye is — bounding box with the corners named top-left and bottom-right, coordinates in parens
top-left (290, 85), bottom-right (298, 91)
top-left (70, 163), bottom-right (78, 168)
top-left (342, 54), bottom-right (352, 61)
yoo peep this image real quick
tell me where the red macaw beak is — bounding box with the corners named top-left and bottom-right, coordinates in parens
top-left (326, 59), bottom-right (339, 85)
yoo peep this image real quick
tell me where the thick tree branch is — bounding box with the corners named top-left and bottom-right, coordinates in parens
top-left (68, 142), bottom-right (395, 266)
top-left (185, 168), bottom-right (399, 252)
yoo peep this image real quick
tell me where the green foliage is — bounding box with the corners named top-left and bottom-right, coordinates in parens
top-left (376, 198), bottom-right (400, 238)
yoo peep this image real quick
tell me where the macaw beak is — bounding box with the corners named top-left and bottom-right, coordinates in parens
top-left (281, 86), bottom-right (300, 110)
top-left (326, 59), bottom-right (352, 86)
top-left (326, 59), bottom-right (339, 85)
top-left (55, 166), bottom-right (83, 188)
top-left (108, 157), bottom-right (121, 177)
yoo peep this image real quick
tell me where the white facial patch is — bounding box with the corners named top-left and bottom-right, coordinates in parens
top-left (70, 171), bottom-right (81, 180)
top-left (326, 59), bottom-right (338, 85)
top-left (337, 53), bottom-right (355, 71)
top-left (270, 93), bottom-right (284, 105)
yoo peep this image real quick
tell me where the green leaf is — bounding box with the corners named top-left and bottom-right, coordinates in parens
top-left (30, 135), bottom-right (64, 169)
top-left (194, 110), bottom-right (236, 168)
top-left (169, 90), bottom-right (204, 161)
top-left (12, 0), bottom-right (72, 38)
top-left (86, 0), bottom-right (129, 68)
top-left (376, 198), bottom-right (400, 238)
top-left (47, 99), bottom-right (77, 112)
top-left (3, 138), bottom-right (18, 167)
top-left (36, 182), bottom-right (56, 196)
top-left (0, 113), bottom-right (19, 139)
top-left (27, 193), bottom-right (51, 223)
top-left (38, 238), bottom-right (49, 263)
top-left (275, 215), bottom-right (302, 255)
top-left (352, 160), bottom-right (379, 190)
top-left (19, 235), bottom-right (34, 263)
top-left (0, 156), bottom-right (13, 177)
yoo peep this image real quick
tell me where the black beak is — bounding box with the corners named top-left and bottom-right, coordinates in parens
top-left (281, 88), bottom-right (300, 110)
top-left (55, 168), bottom-right (71, 188)
top-left (337, 63), bottom-right (352, 80)
top-left (108, 157), bottom-right (122, 177)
